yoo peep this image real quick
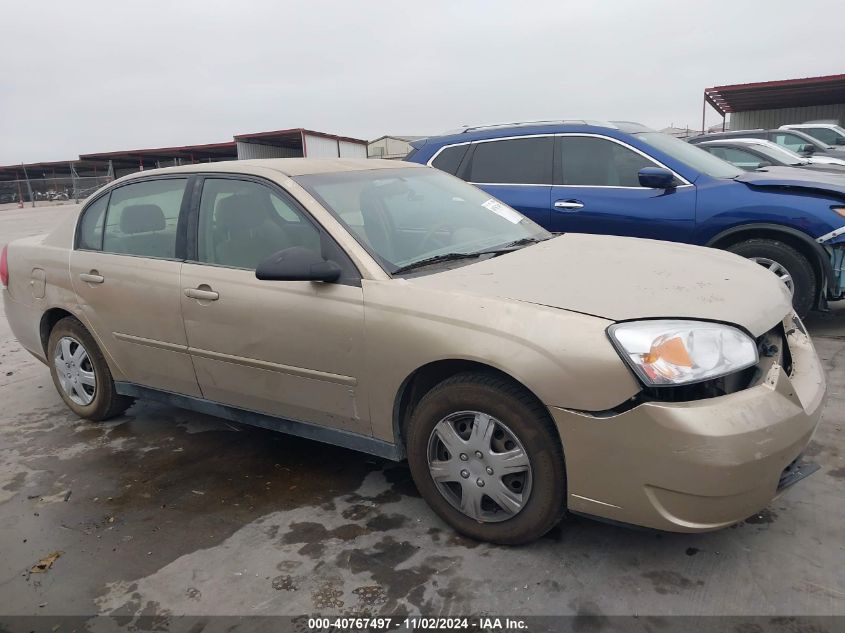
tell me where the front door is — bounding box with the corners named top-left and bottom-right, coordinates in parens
top-left (548, 134), bottom-right (697, 242)
top-left (179, 176), bottom-right (368, 434)
top-left (69, 177), bottom-right (201, 396)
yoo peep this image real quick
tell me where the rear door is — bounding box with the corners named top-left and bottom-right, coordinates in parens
top-left (548, 134), bottom-right (697, 241)
top-left (70, 176), bottom-right (201, 396)
top-left (461, 136), bottom-right (554, 227)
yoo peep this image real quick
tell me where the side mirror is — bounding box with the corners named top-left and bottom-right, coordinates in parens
top-left (255, 247), bottom-right (341, 283)
top-left (638, 167), bottom-right (676, 189)
top-left (757, 160), bottom-right (773, 169)
top-left (799, 144), bottom-right (816, 155)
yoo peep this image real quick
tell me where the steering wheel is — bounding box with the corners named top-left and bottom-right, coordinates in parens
top-left (418, 223), bottom-right (455, 252)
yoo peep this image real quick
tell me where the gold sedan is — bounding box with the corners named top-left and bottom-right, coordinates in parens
top-left (1, 159), bottom-right (826, 543)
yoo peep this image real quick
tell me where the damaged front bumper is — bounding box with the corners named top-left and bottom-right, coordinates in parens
top-left (550, 313), bottom-right (826, 533)
top-left (818, 230), bottom-right (845, 301)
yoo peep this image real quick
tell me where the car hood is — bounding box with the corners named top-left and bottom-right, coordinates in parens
top-left (809, 155), bottom-right (845, 166)
top-left (736, 166), bottom-right (845, 200)
top-left (410, 234), bottom-right (792, 336)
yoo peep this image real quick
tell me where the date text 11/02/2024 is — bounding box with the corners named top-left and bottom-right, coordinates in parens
top-left (307, 616), bottom-right (527, 631)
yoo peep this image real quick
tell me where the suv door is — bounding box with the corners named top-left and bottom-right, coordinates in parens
top-left (180, 176), bottom-right (369, 434)
top-left (70, 176), bottom-right (201, 396)
top-left (461, 136), bottom-right (553, 227)
top-left (549, 134), bottom-right (697, 241)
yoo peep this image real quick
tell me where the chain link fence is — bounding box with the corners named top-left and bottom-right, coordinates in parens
top-left (0, 175), bottom-right (113, 207)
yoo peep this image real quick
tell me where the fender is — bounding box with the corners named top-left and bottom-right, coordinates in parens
top-left (706, 223), bottom-right (836, 295)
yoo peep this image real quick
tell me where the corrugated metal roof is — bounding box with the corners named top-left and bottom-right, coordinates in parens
top-left (705, 74), bottom-right (845, 116)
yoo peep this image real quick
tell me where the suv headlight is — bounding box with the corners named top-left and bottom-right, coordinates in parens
top-left (607, 320), bottom-right (758, 386)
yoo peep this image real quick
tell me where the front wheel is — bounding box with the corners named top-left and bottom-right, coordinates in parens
top-left (406, 371), bottom-right (566, 545)
top-left (726, 238), bottom-right (816, 318)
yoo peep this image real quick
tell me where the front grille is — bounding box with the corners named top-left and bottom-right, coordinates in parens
top-left (760, 321), bottom-right (792, 376)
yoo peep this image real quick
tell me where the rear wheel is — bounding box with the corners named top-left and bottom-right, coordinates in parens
top-left (406, 371), bottom-right (566, 545)
top-left (47, 316), bottom-right (133, 421)
top-left (727, 238), bottom-right (816, 318)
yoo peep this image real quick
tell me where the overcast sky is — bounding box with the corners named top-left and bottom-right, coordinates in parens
top-left (1, 0), bottom-right (842, 164)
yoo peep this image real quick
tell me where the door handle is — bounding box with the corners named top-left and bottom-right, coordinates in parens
top-left (184, 286), bottom-right (219, 301)
top-left (554, 200), bottom-right (584, 211)
top-left (79, 271), bottom-right (104, 284)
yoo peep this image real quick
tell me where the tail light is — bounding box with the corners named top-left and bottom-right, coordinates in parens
top-left (0, 244), bottom-right (8, 288)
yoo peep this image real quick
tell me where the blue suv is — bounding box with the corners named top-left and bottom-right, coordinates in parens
top-left (406, 121), bottom-right (845, 317)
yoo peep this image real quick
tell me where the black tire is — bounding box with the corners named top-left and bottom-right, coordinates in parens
top-left (47, 316), bottom-right (133, 421)
top-left (406, 371), bottom-right (566, 545)
top-left (726, 238), bottom-right (816, 318)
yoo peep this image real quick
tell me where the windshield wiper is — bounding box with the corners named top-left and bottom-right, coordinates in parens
top-left (391, 237), bottom-right (551, 275)
top-left (391, 252), bottom-right (482, 275)
top-left (476, 236), bottom-right (549, 255)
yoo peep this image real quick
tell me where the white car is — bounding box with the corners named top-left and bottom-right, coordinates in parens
top-left (780, 123), bottom-right (845, 148)
top-left (703, 138), bottom-right (845, 168)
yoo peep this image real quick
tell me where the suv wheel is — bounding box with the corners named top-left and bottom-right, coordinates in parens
top-left (727, 238), bottom-right (816, 318)
top-left (406, 371), bottom-right (566, 545)
top-left (48, 316), bottom-right (133, 421)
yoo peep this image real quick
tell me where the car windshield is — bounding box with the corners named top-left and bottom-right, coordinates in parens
top-left (635, 132), bottom-right (743, 179)
top-left (296, 167), bottom-right (552, 275)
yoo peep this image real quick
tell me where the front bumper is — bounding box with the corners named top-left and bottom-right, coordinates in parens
top-left (551, 314), bottom-right (827, 532)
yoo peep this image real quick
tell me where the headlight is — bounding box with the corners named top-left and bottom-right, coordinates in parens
top-left (607, 320), bottom-right (758, 386)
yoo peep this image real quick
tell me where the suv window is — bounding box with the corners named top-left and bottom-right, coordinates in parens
top-left (77, 194), bottom-right (109, 250)
top-left (431, 144), bottom-right (469, 175)
top-left (102, 179), bottom-right (186, 258)
top-left (801, 127), bottom-right (838, 145)
top-left (557, 136), bottom-right (656, 186)
top-left (467, 137), bottom-right (552, 184)
top-left (197, 178), bottom-right (321, 270)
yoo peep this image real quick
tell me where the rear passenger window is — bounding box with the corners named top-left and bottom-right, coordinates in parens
top-left (468, 137), bottom-right (553, 184)
top-left (557, 136), bottom-right (657, 187)
top-left (102, 179), bottom-right (186, 259)
top-left (77, 194), bottom-right (108, 250)
top-left (431, 145), bottom-right (469, 175)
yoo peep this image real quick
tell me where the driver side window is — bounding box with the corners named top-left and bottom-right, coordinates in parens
top-left (773, 133), bottom-right (807, 152)
top-left (557, 136), bottom-right (660, 187)
top-left (197, 179), bottom-right (321, 270)
top-left (713, 147), bottom-right (766, 169)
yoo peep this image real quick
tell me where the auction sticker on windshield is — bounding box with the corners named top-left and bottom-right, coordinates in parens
top-left (481, 198), bottom-right (522, 223)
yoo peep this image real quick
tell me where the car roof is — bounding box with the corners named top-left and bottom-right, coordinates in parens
top-left (110, 158), bottom-right (421, 183)
top-left (699, 138), bottom-right (768, 147)
top-left (413, 120), bottom-right (652, 147)
top-left (782, 123), bottom-right (838, 129)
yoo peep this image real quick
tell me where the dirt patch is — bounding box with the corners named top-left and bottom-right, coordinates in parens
top-left (641, 570), bottom-right (704, 595)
